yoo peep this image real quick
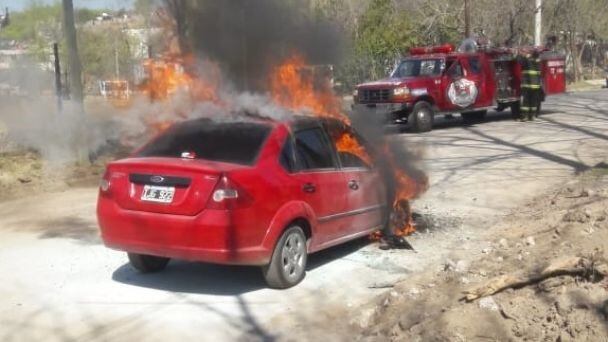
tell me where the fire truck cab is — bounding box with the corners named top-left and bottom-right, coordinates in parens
top-left (353, 43), bottom-right (566, 132)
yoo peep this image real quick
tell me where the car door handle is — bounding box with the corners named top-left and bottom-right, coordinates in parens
top-left (302, 183), bottom-right (316, 193)
top-left (348, 180), bottom-right (359, 190)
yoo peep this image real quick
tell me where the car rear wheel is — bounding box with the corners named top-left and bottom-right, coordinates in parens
top-left (409, 101), bottom-right (434, 132)
top-left (262, 225), bottom-right (307, 289)
top-left (128, 253), bottom-right (170, 273)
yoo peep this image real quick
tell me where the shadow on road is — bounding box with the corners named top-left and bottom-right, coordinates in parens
top-left (37, 216), bottom-right (100, 244)
top-left (112, 262), bottom-right (266, 295)
top-left (388, 109), bottom-right (560, 134)
top-left (462, 126), bottom-right (590, 173)
top-left (111, 237), bottom-right (371, 295)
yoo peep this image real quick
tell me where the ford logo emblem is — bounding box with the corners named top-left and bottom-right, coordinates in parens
top-left (150, 176), bottom-right (164, 183)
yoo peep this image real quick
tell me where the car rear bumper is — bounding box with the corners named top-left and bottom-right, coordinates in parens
top-left (352, 102), bottom-right (412, 123)
top-left (97, 199), bottom-right (271, 266)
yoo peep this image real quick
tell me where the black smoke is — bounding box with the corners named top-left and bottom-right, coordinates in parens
top-left (173, 0), bottom-right (344, 91)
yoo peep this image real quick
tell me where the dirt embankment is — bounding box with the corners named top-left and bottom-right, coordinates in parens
top-left (355, 167), bottom-right (608, 342)
top-left (0, 150), bottom-right (107, 202)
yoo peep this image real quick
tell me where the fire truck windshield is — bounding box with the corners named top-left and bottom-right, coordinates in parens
top-left (391, 59), bottom-right (444, 78)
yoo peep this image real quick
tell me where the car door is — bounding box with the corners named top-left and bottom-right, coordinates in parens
top-left (442, 57), bottom-right (482, 110)
top-left (463, 55), bottom-right (493, 108)
top-left (284, 125), bottom-right (348, 245)
top-left (441, 57), bottom-right (465, 111)
top-left (324, 122), bottom-right (386, 237)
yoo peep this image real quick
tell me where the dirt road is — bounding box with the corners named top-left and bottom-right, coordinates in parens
top-left (1, 90), bottom-right (607, 341)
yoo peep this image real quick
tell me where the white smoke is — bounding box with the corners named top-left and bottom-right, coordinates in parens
top-left (0, 56), bottom-right (306, 165)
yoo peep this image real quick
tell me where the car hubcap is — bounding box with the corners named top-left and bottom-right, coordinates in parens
top-left (281, 232), bottom-right (305, 281)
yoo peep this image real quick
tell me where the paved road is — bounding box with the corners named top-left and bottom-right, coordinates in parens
top-left (1, 90), bottom-right (607, 341)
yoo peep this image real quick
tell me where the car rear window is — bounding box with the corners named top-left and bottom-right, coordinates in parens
top-left (137, 119), bottom-right (272, 165)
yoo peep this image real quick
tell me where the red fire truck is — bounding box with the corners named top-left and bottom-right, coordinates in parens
top-left (352, 42), bottom-right (566, 132)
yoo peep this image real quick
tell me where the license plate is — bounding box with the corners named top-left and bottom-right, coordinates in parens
top-left (141, 185), bottom-right (175, 203)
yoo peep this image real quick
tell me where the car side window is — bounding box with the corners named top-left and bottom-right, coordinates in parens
top-left (338, 151), bottom-right (370, 169)
top-left (468, 56), bottom-right (481, 74)
top-left (279, 135), bottom-right (296, 172)
top-left (323, 121), bottom-right (372, 169)
top-left (447, 60), bottom-right (464, 78)
top-left (293, 128), bottom-right (336, 171)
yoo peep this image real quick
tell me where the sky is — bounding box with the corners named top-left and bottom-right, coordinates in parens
top-left (0, 0), bottom-right (135, 11)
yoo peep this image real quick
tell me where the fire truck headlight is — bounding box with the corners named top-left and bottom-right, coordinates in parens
top-left (393, 87), bottom-right (410, 97)
top-left (352, 89), bottom-right (358, 97)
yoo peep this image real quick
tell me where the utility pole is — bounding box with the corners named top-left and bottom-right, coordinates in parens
top-left (53, 43), bottom-right (62, 111)
top-left (62, 0), bottom-right (88, 163)
top-left (464, 0), bottom-right (471, 38)
top-left (534, 0), bottom-right (542, 46)
top-left (61, 0), bottom-right (83, 105)
top-left (115, 45), bottom-right (120, 79)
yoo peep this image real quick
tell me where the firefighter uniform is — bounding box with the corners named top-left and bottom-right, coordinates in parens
top-left (520, 54), bottom-right (542, 121)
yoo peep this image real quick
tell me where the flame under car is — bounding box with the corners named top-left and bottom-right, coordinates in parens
top-left (97, 116), bottom-right (388, 288)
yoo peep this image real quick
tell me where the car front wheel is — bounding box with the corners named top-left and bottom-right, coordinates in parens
top-left (128, 253), bottom-right (170, 273)
top-left (262, 225), bottom-right (307, 289)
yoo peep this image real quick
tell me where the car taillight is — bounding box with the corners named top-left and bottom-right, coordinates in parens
top-left (207, 174), bottom-right (252, 210)
top-left (100, 170), bottom-right (112, 194)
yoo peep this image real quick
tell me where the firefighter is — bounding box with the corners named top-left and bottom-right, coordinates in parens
top-left (519, 50), bottom-right (542, 121)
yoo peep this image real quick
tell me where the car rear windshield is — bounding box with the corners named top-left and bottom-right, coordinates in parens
top-left (137, 119), bottom-right (272, 165)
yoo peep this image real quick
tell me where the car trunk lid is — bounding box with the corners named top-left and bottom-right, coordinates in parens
top-left (107, 157), bottom-right (246, 216)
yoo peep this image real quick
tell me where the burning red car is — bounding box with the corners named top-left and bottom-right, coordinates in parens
top-left (97, 116), bottom-right (387, 288)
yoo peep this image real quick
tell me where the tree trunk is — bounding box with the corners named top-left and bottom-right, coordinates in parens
top-left (576, 41), bottom-right (585, 80)
top-left (62, 0), bottom-right (83, 104)
top-left (164, 0), bottom-right (189, 54)
top-left (569, 32), bottom-right (581, 82)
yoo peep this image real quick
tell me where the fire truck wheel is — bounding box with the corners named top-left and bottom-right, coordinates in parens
top-left (462, 110), bottom-right (487, 123)
top-left (262, 225), bottom-right (307, 289)
top-left (128, 253), bottom-right (170, 273)
top-left (410, 101), bottom-right (434, 132)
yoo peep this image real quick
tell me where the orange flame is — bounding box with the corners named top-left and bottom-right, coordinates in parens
top-left (392, 171), bottom-right (427, 235)
top-left (141, 55), bottom-right (221, 103)
top-left (335, 132), bottom-right (372, 166)
top-left (270, 54), bottom-right (428, 237)
top-left (269, 54), bottom-right (344, 121)
top-left (138, 55), bottom-right (223, 134)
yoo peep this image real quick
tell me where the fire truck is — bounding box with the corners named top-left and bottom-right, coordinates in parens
top-left (352, 41), bottom-right (566, 132)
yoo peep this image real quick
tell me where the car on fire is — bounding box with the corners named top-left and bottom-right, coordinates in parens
top-left (353, 43), bottom-right (566, 132)
top-left (97, 116), bottom-right (387, 288)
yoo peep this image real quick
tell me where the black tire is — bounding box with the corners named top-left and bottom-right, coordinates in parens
top-left (128, 253), bottom-right (170, 273)
top-left (510, 101), bottom-right (521, 120)
top-left (461, 110), bottom-right (487, 123)
top-left (409, 101), bottom-right (434, 132)
top-left (262, 225), bottom-right (307, 289)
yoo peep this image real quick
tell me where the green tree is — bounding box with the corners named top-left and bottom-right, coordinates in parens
top-left (0, 3), bottom-right (62, 41)
top-left (332, 0), bottom-right (418, 90)
top-left (1, 2), bottom-right (135, 91)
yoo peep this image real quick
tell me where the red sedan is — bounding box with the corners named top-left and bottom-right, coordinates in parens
top-left (97, 116), bottom-right (387, 288)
